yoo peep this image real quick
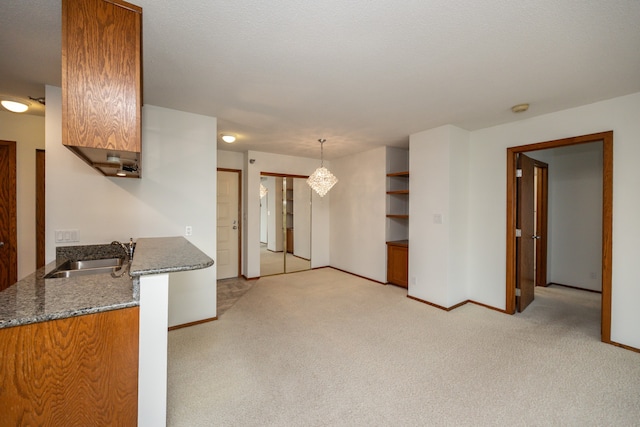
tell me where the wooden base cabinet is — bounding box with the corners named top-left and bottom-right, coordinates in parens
top-left (387, 240), bottom-right (408, 288)
top-left (0, 307), bottom-right (139, 426)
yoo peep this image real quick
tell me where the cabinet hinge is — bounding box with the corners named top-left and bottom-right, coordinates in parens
top-left (515, 288), bottom-right (521, 297)
top-left (516, 169), bottom-right (523, 178)
top-left (515, 229), bottom-right (522, 237)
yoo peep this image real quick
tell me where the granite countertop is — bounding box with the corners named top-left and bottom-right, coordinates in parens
top-left (0, 236), bottom-right (214, 329)
top-left (0, 263), bottom-right (137, 329)
top-left (130, 236), bottom-right (214, 276)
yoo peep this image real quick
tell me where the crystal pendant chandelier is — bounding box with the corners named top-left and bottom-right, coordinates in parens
top-left (307, 138), bottom-right (338, 197)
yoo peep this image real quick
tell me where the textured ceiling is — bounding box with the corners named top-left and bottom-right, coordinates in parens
top-left (1, 0), bottom-right (640, 159)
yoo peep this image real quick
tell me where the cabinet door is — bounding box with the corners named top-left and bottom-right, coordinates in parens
top-left (387, 244), bottom-right (408, 288)
top-left (0, 307), bottom-right (139, 425)
top-left (62, 0), bottom-right (142, 153)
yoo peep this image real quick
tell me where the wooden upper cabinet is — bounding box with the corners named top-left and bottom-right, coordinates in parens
top-left (62, 0), bottom-right (143, 178)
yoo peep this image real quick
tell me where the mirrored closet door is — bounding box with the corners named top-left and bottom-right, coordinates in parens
top-left (260, 174), bottom-right (311, 276)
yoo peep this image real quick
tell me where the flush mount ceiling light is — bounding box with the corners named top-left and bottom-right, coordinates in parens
top-left (1, 99), bottom-right (29, 113)
top-left (221, 134), bottom-right (236, 143)
top-left (307, 138), bottom-right (338, 197)
top-left (116, 169), bottom-right (127, 177)
top-left (106, 154), bottom-right (121, 164)
top-left (511, 103), bottom-right (530, 113)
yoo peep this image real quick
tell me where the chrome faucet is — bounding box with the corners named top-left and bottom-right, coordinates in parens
top-left (112, 238), bottom-right (135, 259)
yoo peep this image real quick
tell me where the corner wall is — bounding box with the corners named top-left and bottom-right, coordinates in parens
top-left (329, 146), bottom-right (387, 282)
top-left (408, 125), bottom-right (469, 308)
top-left (45, 86), bottom-right (217, 327)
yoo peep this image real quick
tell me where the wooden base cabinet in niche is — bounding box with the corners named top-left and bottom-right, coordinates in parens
top-left (62, 0), bottom-right (143, 178)
top-left (387, 240), bottom-right (408, 288)
top-left (0, 307), bottom-right (139, 426)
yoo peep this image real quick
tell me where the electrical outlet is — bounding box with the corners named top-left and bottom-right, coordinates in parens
top-left (185, 226), bottom-right (193, 236)
top-left (54, 229), bottom-right (80, 243)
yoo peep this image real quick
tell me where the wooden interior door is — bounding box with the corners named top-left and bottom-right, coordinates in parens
top-left (36, 149), bottom-right (46, 268)
top-left (217, 169), bottom-right (240, 279)
top-left (517, 153), bottom-right (536, 311)
top-left (0, 141), bottom-right (17, 290)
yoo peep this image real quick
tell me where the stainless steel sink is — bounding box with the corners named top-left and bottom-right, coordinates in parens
top-left (44, 258), bottom-right (125, 279)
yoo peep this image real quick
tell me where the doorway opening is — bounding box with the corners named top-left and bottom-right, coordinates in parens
top-left (506, 131), bottom-right (612, 343)
top-left (0, 140), bottom-right (17, 290)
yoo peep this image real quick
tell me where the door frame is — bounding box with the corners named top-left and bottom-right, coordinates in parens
top-left (506, 131), bottom-right (613, 343)
top-left (0, 140), bottom-right (18, 290)
top-left (217, 168), bottom-right (242, 278)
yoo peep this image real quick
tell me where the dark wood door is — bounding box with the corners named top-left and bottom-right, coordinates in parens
top-left (517, 153), bottom-right (535, 311)
top-left (0, 140), bottom-right (17, 290)
top-left (36, 149), bottom-right (46, 268)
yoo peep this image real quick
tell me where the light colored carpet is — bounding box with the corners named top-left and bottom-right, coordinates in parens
top-left (167, 268), bottom-right (640, 426)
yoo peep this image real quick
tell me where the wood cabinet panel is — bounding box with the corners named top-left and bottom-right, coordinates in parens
top-left (0, 307), bottom-right (139, 426)
top-left (62, 0), bottom-right (142, 177)
top-left (387, 241), bottom-right (408, 288)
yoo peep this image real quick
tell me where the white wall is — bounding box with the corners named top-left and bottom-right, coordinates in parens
top-left (330, 146), bottom-right (387, 283)
top-left (217, 150), bottom-right (244, 171)
top-left (408, 125), bottom-right (469, 308)
top-left (245, 151), bottom-right (330, 278)
top-left (466, 92), bottom-right (640, 349)
top-left (0, 111), bottom-right (45, 279)
top-left (45, 86), bottom-right (217, 327)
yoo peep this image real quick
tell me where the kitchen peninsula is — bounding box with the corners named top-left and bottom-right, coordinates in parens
top-left (0, 236), bottom-right (214, 427)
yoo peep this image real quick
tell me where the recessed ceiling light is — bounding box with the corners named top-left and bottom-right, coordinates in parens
top-left (1, 99), bottom-right (29, 113)
top-left (221, 134), bottom-right (236, 143)
top-left (511, 103), bottom-right (530, 113)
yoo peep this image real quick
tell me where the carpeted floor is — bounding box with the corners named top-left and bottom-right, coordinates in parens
top-left (168, 268), bottom-right (639, 426)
